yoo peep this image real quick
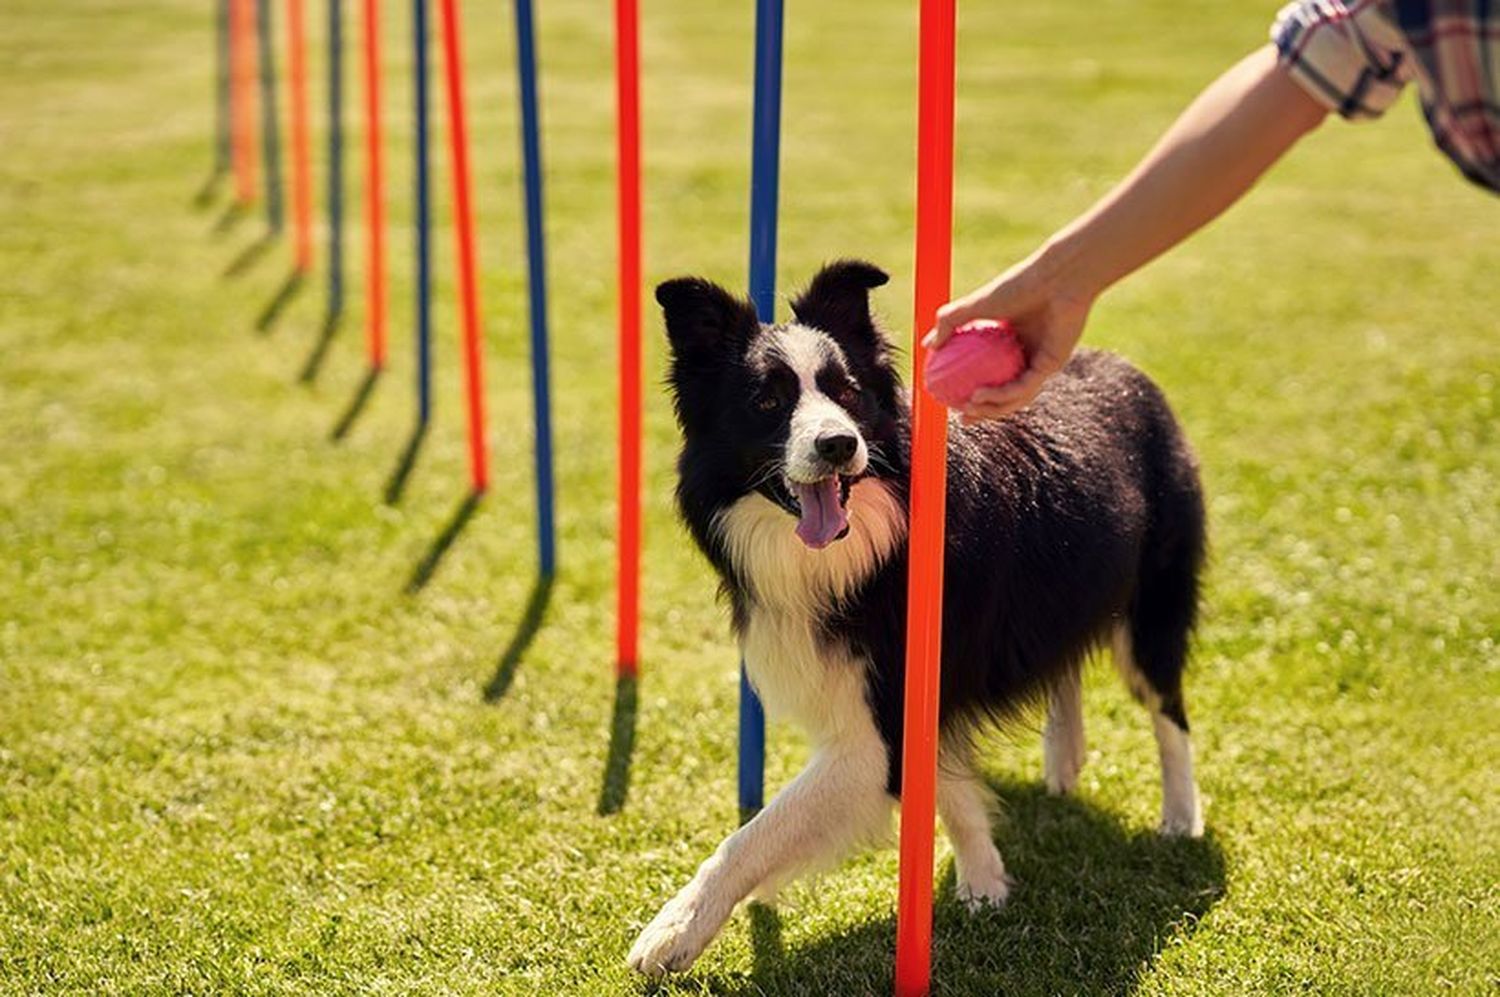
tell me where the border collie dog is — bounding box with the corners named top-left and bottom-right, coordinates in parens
top-left (628, 260), bottom-right (1206, 976)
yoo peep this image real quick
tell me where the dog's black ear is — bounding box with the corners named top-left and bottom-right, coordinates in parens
top-left (656, 277), bottom-right (758, 360)
top-left (790, 260), bottom-right (889, 347)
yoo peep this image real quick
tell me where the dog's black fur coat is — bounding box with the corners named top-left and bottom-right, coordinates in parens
top-left (660, 260), bottom-right (1205, 795)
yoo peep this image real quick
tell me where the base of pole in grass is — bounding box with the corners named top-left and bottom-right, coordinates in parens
top-left (736, 0), bottom-right (785, 817)
top-left (287, 0), bottom-right (314, 270)
top-left (229, 0), bottom-right (259, 205)
top-left (893, 0), bottom-right (957, 993)
top-left (413, 0), bottom-right (432, 426)
top-left (514, 0), bottom-right (556, 581)
top-left (326, 0), bottom-right (345, 321)
top-left (210, 0), bottom-right (232, 189)
top-left (255, 0), bottom-right (284, 233)
top-left (613, 0), bottom-right (642, 681)
top-left (737, 664), bottom-right (766, 818)
top-left (361, 0), bottom-right (387, 370)
top-left (437, 0), bottom-right (489, 496)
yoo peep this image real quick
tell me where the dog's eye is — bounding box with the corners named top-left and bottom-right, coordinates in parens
top-left (838, 383), bottom-right (862, 408)
top-left (754, 394), bottom-right (781, 413)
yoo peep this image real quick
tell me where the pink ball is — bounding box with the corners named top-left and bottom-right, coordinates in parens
top-left (923, 319), bottom-right (1026, 410)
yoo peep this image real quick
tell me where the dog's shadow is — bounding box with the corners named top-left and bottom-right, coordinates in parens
top-left (717, 780), bottom-right (1226, 996)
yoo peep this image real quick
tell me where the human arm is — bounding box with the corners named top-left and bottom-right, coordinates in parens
top-left (931, 44), bottom-right (1328, 420)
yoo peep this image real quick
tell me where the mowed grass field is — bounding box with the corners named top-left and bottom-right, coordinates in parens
top-left (2, 0), bottom-right (1497, 992)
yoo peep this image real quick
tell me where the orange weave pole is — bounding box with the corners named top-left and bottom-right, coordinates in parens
top-left (438, 0), bottom-right (489, 493)
top-left (893, 0), bottom-right (956, 992)
top-left (286, 0), bottom-right (314, 272)
top-left (230, 0), bottom-right (258, 204)
top-left (361, 0), bottom-right (386, 369)
top-left (614, 0), bottom-right (641, 677)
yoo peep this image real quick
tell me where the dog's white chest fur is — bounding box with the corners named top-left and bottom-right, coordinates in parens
top-left (712, 479), bottom-right (905, 744)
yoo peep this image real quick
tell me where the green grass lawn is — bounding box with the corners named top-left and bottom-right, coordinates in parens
top-left (2, 0), bottom-right (1497, 992)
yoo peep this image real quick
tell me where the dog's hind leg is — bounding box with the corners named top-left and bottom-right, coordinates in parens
top-left (938, 753), bottom-right (1011, 909)
top-left (1112, 624), bottom-right (1203, 838)
top-left (627, 723), bottom-right (891, 977)
top-left (1042, 662), bottom-right (1086, 795)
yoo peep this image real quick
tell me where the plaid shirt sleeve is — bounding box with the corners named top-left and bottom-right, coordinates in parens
top-left (1270, 0), bottom-right (1413, 120)
top-left (1271, 1), bottom-right (1500, 193)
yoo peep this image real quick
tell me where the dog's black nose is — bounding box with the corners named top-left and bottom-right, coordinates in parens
top-left (815, 432), bottom-right (858, 465)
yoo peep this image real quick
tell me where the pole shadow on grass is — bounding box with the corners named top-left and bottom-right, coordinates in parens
top-left (329, 366), bottom-right (382, 441)
top-left (212, 201), bottom-right (249, 236)
top-left (405, 492), bottom-right (482, 593)
top-left (222, 231), bottom-right (276, 278)
top-left (299, 310), bottom-right (342, 384)
top-left (483, 573), bottom-right (554, 702)
top-left (596, 673), bottom-right (638, 815)
top-left (255, 270), bottom-right (306, 334)
top-left (716, 780), bottom-right (1226, 995)
top-left (383, 421), bottom-right (430, 505)
top-left (192, 170), bottom-right (227, 210)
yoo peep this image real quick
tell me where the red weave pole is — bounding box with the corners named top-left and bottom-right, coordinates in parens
top-left (893, 0), bottom-right (956, 992)
top-left (614, 0), bottom-right (641, 677)
top-left (438, 0), bottom-right (489, 494)
top-left (361, 0), bottom-right (386, 369)
top-left (230, 0), bottom-right (258, 204)
top-left (286, 0), bottom-right (314, 272)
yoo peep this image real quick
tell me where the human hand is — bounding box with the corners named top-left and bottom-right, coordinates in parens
top-left (923, 252), bottom-right (1094, 422)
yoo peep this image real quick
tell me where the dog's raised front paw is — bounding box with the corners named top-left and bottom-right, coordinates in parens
top-left (626, 889), bottom-right (717, 977)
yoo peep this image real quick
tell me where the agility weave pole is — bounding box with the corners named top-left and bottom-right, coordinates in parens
top-left (893, 0), bottom-right (957, 990)
top-left (614, 0), bottom-right (642, 677)
top-left (327, 0), bottom-right (345, 319)
top-left (437, 0), bottom-right (490, 494)
top-left (737, 0), bottom-right (786, 816)
top-left (361, 0), bottom-right (387, 370)
top-left (286, 0), bottom-right (314, 271)
top-left (230, 0), bottom-right (258, 204)
top-left (513, 0), bottom-right (557, 579)
top-left (256, 0), bottom-right (285, 232)
top-left (413, 0), bottom-right (433, 425)
top-left (214, 0), bottom-right (232, 181)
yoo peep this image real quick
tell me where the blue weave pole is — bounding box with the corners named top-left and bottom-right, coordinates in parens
top-left (414, 0), bottom-right (432, 424)
top-left (513, 0), bottom-right (556, 578)
top-left (215, 0), bottom-right (231, 175)
top-left (327, 0), bottom-right (343, 317)
top-left (739, 0), bottom-right (784, 816)
top-left (256, 0), bottom-right (284, 232)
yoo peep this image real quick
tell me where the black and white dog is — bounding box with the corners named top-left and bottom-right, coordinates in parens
top-left (628, 260), bottom-right (1206, 976)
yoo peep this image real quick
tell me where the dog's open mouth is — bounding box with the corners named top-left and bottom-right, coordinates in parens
top-left (789, 475), bottom-right (852, 549)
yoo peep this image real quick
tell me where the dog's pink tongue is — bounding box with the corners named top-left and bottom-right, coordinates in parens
top-left (793, 477), bottom-right (848, 549)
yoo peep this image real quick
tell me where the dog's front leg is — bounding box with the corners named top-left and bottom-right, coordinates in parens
top-left (627, 735), bottom-right (891, 976)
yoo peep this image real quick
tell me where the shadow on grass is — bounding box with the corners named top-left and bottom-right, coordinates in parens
top-left (748, 903), bottom-right (784, 977)
top-left (483, 573), bottom-right (554, 702)
top-left (299, 309), bottom-right (342, 384)
top-left (384, 420), bottom-right (430, 505)
top-left (404, 491), bottom-right (481, 594)
top-left (255, 270), bottom-right (306, 334)
top-left (330, 366), bottom-right (382, 442)
top-left (222, 231), bottom-right (276, 278)
top-left (192, 169), bottom-right (226, 209)
top-left (212, 200), bottom-right (249, 236)
top-left (596, 673), bottom-right (638, 815)
top-left (716, 780), bottom-right (1226, 995)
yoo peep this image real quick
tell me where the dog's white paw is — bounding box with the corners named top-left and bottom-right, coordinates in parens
top-left (955, 863), bottom-right (1011, 911)
top-left (1159, 794), bottom-right (1204, 839)
top-left (1043, 743), bottom-right (1084, 796)
top-left (627, 888), bottom-right (717, 977)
